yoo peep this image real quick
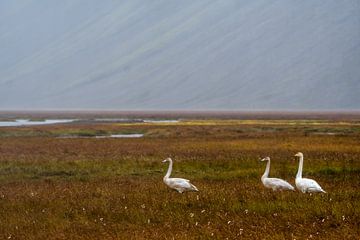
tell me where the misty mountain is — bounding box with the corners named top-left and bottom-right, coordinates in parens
top-left (0, 0), bottom-right (359, 110)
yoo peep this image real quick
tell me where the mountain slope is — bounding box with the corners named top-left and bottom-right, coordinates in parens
top-left (0, 0), bottom-right (359, 110)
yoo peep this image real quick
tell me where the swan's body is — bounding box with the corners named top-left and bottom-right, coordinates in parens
top-left (162, 158), bottom-right (199, 193)
top-left (294, 152), bottom-right (326, 193)
top-left (261, 157), bottom-right (294, 191)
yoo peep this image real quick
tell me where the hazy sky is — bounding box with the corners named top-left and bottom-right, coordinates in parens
top-left (0, 0), bottom-right (359, 110)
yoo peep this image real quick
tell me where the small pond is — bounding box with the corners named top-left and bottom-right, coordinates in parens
top-left (0, 119), bottom-right (75, 127)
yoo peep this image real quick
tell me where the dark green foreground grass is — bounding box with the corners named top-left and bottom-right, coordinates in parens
top-left (0, 121), bottom-right (359, 239)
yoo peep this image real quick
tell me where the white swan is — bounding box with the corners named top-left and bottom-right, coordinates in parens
top-left (261, 157), bottom-right (295, 191)
top-left (162, 158), bottom-right (199, 193)
top-left (294, 152), bottom-right (326, 193)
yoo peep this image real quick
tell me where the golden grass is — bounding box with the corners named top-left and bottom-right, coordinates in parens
top-left (115, 119), bottom-right (360, 127)
top-left (0, 120), bottom-right (359, 239)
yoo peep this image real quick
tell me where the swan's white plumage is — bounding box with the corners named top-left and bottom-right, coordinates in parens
top-left (162, 158), bottom-right (199, 193)
top-left (262, 178), bottom-right (295, 191)
top-left (295, 178), bottom-right (325, 193)
top-left (294, 152), bottom-right (326, 193)
top-left (261, 157), bottom-right (294, 191)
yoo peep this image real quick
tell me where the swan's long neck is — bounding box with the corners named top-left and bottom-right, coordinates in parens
top-left (164, 159), bottom-right (173, 179)
top-left (296, 156), bottom-right (303, 179)
top-left (261, 160), bottom-right (270, 181)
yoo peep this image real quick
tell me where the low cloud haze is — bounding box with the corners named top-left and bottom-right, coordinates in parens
top-left (0, 1), bottom-right (359, 110)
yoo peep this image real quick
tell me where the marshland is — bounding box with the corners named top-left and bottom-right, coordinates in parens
top-left (0, 112), bottom-right (359, 239)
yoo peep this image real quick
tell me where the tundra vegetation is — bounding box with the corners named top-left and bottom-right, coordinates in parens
top-left (0, 118), bottom-right (359, 239)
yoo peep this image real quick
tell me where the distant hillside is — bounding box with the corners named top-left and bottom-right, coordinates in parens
top-left (0, 0), bottom-right (359, 110)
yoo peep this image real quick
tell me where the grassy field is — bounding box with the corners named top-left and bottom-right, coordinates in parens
top-left (0, 119), bottom-right (359, 239)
